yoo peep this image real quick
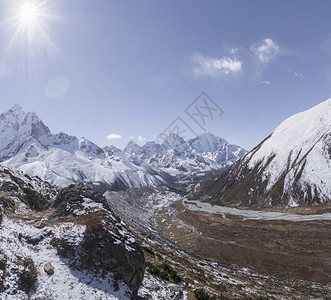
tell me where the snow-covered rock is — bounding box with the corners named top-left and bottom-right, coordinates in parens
top-left (0, 168), bottom-right (145, 298)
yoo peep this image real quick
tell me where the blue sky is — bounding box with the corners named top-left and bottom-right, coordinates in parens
top-left (0, 0), bottom-right (331, 150)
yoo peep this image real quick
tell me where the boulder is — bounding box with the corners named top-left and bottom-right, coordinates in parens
top-left (44, 262), bottom-right (54, 275)
top-left (34, 220), bottom-right (46, 229)
top-left (0, 181), bottom-right (18, 193)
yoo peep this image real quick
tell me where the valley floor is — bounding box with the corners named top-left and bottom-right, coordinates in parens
top-left (150, 196), bottom-right (331, 298)
top-left (182, 200), bottom-right (331, 221)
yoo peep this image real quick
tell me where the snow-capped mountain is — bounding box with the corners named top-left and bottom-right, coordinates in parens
top-left (187, 99), bottom-right (331, 207)
top-left (123, 132), bottom-right (246, 175)
top-left (0, 104), bottom-right (246, 191)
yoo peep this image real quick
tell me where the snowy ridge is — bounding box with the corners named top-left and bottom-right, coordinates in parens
top-left (123, 132), bottom-right (246, 175)
top-left (0, 105), bottom-right (246, 190)
top-left (246, 99), bottom-right (331, 205)
top-left (187, 99), bottom-right (331, 207)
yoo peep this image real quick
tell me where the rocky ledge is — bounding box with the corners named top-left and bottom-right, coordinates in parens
top-left (50, 183), bottom-right (145, 296)
top-left (0, 167), bottom-right (145, 299)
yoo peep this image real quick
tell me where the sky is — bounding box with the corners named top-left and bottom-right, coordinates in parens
top-left (0, 0), bottom-right (331, 150)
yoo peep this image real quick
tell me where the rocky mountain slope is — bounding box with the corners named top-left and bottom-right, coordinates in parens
top-left (104, 184), bottom-right (331, 299)
top-left (1, 163), bottom-right (330, 299)
top-left (0, 104), bottom-right (246, 191)
top-left (0, 166), bottom-right (145, 299)
top-left (186, 99), bottom-right (331, 207)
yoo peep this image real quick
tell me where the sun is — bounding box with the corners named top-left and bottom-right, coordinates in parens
top-left (1, 0), bottom-right (61, 62)
top-left (15, 0), bottom-right (45, 31)
top-left (10, 0), bottom-right (48, 45)
top-left (2, 0), bottom-right (58, 51)
top-left (18, 2), bottom-right (40, 25)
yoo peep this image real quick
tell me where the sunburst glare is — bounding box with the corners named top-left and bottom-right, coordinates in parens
top-left (2, 0), bottom-right (58, 56)
top-left (18, 1), bottom-right (40, 25)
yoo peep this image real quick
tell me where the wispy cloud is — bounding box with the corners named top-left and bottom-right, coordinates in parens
top-left (294, 72), bottom-right (304, 78)
top-left (229, 48), bottom-right (238, 54)
top-left (259, 80), bottom-right (271, 85)
top-left (138, 136), bottom-right (146, 143)
top-left (106, 133), bottom-right (122, 140)
top-left (251, 38), bottom-right (279, 63)
top-left (288, 68), bottom-right (304, 78)
top-left (192, 54), bottom-right (242, 76)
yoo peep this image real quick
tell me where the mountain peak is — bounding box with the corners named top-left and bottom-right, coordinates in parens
top-left (195, 132), bottom-right (221, 142)
top-left (123, 140), bottom-right (142, 154)
top-left (0, 105), bottom-right (52, 161)
top-left (4, 103), bottom-right (27, 121)
top-left (163, 133), bottom-right (186, 148)
top-left (188, 98), bottom-right (331, 208)
top-left (189, 132), bottom-right (227, 153)
top-left (10, 103), bottom-right (24, 112)
top-left (126, 140), bottom-right (140, 147)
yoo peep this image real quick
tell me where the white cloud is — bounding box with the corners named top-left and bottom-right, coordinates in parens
top-left (106, 133), bottom-right (122, 140)
top-left (288, 68), bottom-right (304, 78)
top-left (251, 38), bottom-right (279, 63)
top-left (229, 48), bottom-right (238, 54)
top-left (129, 136), bottom-right (134, 139)
top-left (259, 80), bottom-right (271, 85)
top-left (138, 136), bottom-right (146, 142)
top-left (294, 72), bottom-right (304, 78)
top-left (192, 54), bottom-right (242, 76)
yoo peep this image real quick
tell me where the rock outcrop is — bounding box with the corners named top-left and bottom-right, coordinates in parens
top-left (0, 167), bottom-right (145, 298)
top-left (51, 183), bottom-right (145, 296)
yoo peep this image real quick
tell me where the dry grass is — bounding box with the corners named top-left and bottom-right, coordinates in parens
top-left (0, 192), bottom-right (16, 211)
top-left (176, 205), bottom-right (331, 284)
top-left (153, 208), bottom-right (198, 250)
top-left (17, 257), bottom-right (38, 293)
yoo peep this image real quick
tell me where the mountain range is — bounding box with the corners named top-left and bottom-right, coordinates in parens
top-left (0, 100), bottom-right (330, 299)
top-left (0, 104), bottom-right (246, 191)
top-left (1, 99), bottom-right (330, 207)
top-left (186, 98), bottom-right (331, 207)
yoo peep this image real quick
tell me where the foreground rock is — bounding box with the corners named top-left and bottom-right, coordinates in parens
top-left (0, 167), bottom-right (144, 298)
top-left (44, 262), bottom-right (54, 275)
top-left (51, 183), bottom-right (145, 296)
